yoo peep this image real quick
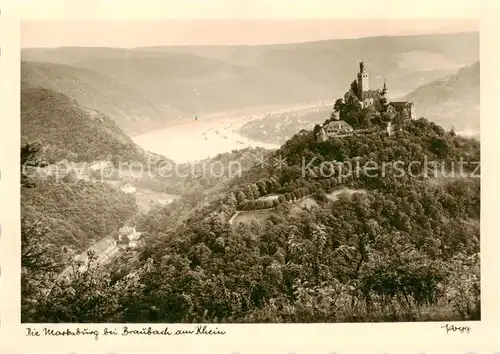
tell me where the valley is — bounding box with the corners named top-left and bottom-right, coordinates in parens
top-left (21, 30), bottom-right (481, 324)
top-left (28, 160), bottom-right (183, 277)
top-left (22, 32), bottom-right (478, 136)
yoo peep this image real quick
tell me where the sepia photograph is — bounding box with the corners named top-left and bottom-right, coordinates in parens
top-left (19, 17), bottom-right (481, 324)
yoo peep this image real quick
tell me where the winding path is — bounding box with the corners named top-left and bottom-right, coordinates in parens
top-left (228, 188), bottom-right (367, 226)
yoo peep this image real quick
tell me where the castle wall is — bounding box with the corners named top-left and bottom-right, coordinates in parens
top-left (409, 104), bottom-right (416, 119)
top-left (346, 61), bottom-right (416, 121)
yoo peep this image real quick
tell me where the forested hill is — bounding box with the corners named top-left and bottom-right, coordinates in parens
top-left (130, 118), bottom-right (480, 323)
top-left (24, 112), bottom-right (481, 323)
top-left (21, 85), bottom-right (148, 163)
top-left (232, 117), bottom-right (480, 191)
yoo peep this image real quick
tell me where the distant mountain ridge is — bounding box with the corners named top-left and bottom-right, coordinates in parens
top-left (22, 32), bottom-right (478, 133)
top-left (21, 61), bottom-right (181, 133)
top-left (403, 61), bottom-right (479, 135)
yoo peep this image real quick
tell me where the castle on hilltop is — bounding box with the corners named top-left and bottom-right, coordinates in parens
top-left (315, 60), bottom-right (417, 141)
top-left (344, 61), bottom-right (416, 120)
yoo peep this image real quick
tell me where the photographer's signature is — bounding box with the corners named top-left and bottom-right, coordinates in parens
top-left (441, 323), bottom-right (471, 334)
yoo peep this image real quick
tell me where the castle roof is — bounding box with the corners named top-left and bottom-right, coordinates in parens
top-left (323, 120), bottom-right (353, 132)
top-left (361, 89), bottom-right (382, 100)
top-left (350, 80), bottom-right (358, 92)
top-left (389, 101), bottom-right (414, 110)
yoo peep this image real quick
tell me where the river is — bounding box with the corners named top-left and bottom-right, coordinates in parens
top-left (132, 102), bottom-right (326, 163)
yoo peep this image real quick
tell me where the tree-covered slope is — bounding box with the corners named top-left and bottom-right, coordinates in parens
top-left (21, 85), bottom-right (147, 163)
top-left (22, 178), bottom-right (137, 255)
top-left (121, 117), bottom-right (480, 323)
top-left (23, 113), bottom-right (481, 323)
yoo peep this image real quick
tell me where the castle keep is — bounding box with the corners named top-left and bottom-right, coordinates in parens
top-left (345, 61), bottom-right (416, 120)
top-left (316, 61), bottom-right (417, 141)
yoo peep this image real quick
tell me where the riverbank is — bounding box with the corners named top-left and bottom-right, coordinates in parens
top-left (126, 100), bottom-right (332, 138)
top-left (131, 101), bottom-right (334, 163)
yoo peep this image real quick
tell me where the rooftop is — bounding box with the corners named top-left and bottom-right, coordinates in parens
top-left (324, 120), bottom-right (353, 131)
top-left (361, 89), bottom-right (382, 100)
top-left (389, 101), bottom-right (414, 109)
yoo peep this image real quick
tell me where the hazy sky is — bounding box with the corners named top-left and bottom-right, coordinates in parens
top-left (21, 19), bottom-right (478, 48)
top-left (19, 0), bottom-right (480, 48)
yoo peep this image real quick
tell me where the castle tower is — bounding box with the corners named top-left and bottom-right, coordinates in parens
top-left (356, 60), bottom-right (369, 99)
